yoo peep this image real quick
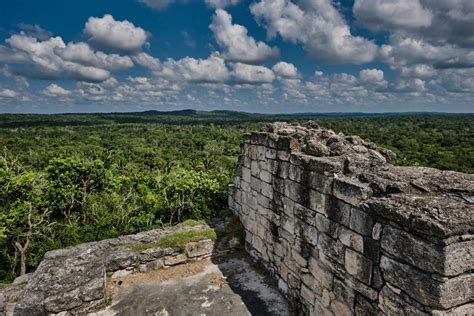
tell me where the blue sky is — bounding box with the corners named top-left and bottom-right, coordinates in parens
top-left (0, 0), bottom-right (473, 113)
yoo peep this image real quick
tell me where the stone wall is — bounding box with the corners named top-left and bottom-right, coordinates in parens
top-left (0, 220), bottom-right (239, 315)
top-left (228, 122), bottom-right (473, 315)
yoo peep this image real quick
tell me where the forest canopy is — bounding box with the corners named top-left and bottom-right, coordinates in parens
top-left (0, 111), bottom-right (472, 283)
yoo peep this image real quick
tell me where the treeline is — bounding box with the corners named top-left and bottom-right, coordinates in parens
top-left (0, 113), bottom-right (472, 283)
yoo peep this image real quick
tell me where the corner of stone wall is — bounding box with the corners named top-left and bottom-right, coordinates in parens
top-left (229, 122), bottom-right (474, 315)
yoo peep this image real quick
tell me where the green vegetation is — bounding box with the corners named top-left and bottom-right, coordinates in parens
top-left (177, 219), bottom-right (207, 227)
top-left (125, 228), bottom-right (217, 252)
top-left (0, 110), bottom-right (472, 283)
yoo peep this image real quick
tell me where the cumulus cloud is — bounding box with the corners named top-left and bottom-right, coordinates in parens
top-left (205, 0), bottom-right (240, 9)
top-left (210, 9), bottom-right (279, 64)
top-left (0, 32), bottom-right (139, 82)
top-left (16, 23), bottom-right (53, 41)
top-left (84, 15), bottom-right (148, 53)
top-left (160, 53), bottom-right (230, 83)
top-left (132, 52), bottom-right (162, 71)
top-left (138, 0), bottom-right (181, 10)
top-left (5, 34), bottom-right (111, 82)
top-left (231, 63), bottom-right (275, 83)
top-left (272, 61), bottom-right (299, 78)
top-left (251, 0), bottom-right (377, 64)
top-left (57, 42), bottom-right (134, 71)
top-left (354, 0), bottom-right (433, 31)
top-left (0, 89), bottom-right (17, 98)
top-left (44, 84), bottom-right (71, 96)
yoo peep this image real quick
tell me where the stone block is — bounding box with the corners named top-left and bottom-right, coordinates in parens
top-left (372, 222), bottom-right (382, 240)
top-left (349, 208), bottom-right (373, 236)
top-left (315, 213), bottom-right (339, 239)
top-left (308, 257), bottom-right (333, 290)
top-left (301, 284), bottom-right (315, 305)
top-left (339, 227), bottom-right (364, 253)
top-left (383, 225), bottom-right (438, 269)
top-left (308, 172), bottom-right (334, 194)
top-left (380, 255), bottom-right (473, 308)
top-left (277, 161), bottom-right (290, 179)
top-left (325, 196), bottom-right (351, 227)
top-left (344, 248), bottom-right (372, 284)
top-left (309, 190), bottom-right (327, 214)
top-left (261, 181), bottom-right (273, 199)
top-left (185, 239), bottom-right (214, 258)
top-left (378, 284), bottom-right (428, 316)
top-left (333, 178), bottom-right (372, 206)
top-left (289, 164), bottom-right (303, 182)
top-left (266, 148), bottom-right (277, 159)
top-left (241, 166), bottom-right (251, 183)
top-left (250, 160), bottom-right (259, 177)
top-left (164, 254), bottom-right (187, 266)
top-left (318, 233), bottom-right (345, 265)
top-left (277, 150), bottom-right (290, 161)
top-left (250, 176), bottom-right (261, 192)
top-left (260, 169), bottom-right (273, 183)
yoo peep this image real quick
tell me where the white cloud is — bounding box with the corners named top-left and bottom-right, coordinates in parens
top-left (57, 42), bottom-right (134, 71)
top-left (5, 34), bottom-right (111, 82)
top-left (84, 15), bottom-right (148, 53)
top-left (132, 52), bottom-right (162, 71)
top-left (359, 69), bottom-right (384, 83)
top-left (160, 53), bottom-right (230, 83)
top-left (272, 61), bottom-right (299, 78)
top-left (138, 0), bottom-right (179, 10)
top-left (205, 0), bottom-right (240, 9)
top-left (231, 63), bottom-right (275, 83)
top-left (0, 89), bottom-right (17, 98)
top-left (44, 84), bottom-right (71, 96)
top-left (354, 0), bottom-right (433, 31)
top-left (210, 9), bottom-right (279, 64)
top-left (251, 0), bottom-right (377, 64)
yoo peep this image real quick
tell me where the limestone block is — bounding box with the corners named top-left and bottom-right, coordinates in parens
top-left (333, 178), bottom-right (372, 206)
top-left (185, 239), bottom-right (214, 258)
top-left (308, 172), bottom-right (334, 194)
top-left (250, 160), bottom-right (259, 177)
top-left (261, 181), bottom-right (273, 199)
top-left (378, 284), bottom-right (428, 316)
top-left (277, 161), bottom-right (290, 179)
top-left (289, 164), bottom-right (303, 182)
top-left (309, 190), bottom-right (327, 214)
top-left (315, 213), bottom-right (340, 239)
top-left (380, 255), bottom-right (473, 308)
top-left (277, 150), bottom-right (290, 161)
top-left (339, 227), bottom-right (364, 253)
top-left (318, 233), bottom-right (345, 265)
top-left (349, 207), bottom-right (373, 236)
top-left (301, 284), bottom-right (315, 306)
top-left (260, 169), bottom-right (273, 183)
top-left (250, 176), bottom-right (261, 193)
top-left (266, 148), bottom-right (277, 159)
top-left (344, 248), bottom-right (372, 284)
top-left (256, 145), bottom-right (266, 161)
top-left (325, 197), bottom-right (351, 227)
top-left (241, 166), bottom-right (251, 183)
top-left (308, 257), bottom-right (333, 290)
top-left (302, 224), bottom-right (318, 247)
top-left (285, 179), bottom-right (306, 203)
top-left (104, 247), bottom-right (136, 271)
top-left (372, 222), bottom-right (382, 240)
top-left (164, 254), bottom-right (187, 266)
top-left (241, 180), bottom-right (251, 193)
top-left (381, 225), bottom-right (445, 274)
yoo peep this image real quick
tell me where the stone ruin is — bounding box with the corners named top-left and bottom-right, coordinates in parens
top-left (0, 222), bottom-right (239, 315)
top-left (228, 122), bottom-right (473, 315)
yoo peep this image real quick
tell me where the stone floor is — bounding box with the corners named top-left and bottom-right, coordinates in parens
top-left (95, 254), bottom-right (290, 316)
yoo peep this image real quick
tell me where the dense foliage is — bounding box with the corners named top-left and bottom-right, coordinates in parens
top-left (0, 111), bottom-right (472, 283)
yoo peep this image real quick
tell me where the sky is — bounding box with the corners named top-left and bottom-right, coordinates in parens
top-left (0, 0), bottom-right (473, 114)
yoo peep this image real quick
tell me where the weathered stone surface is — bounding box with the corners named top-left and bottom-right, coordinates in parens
top-left (230, 122), bottom-right (474, 315)
top-left (381, 225), bottom-right (445, 274)
top-left (380, 255), bottom-right (473, 308)
top-left (344, 248), bottom-right (372, 284)
top-left (378, 284), bottom-right (428, 316)
top-left (185, 239), bottom-right (214, 258)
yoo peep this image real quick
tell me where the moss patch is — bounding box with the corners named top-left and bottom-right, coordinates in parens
top-left (177, 219), bottom-right (207, 227)
top-left (126, 228), bottom-right (217, 253)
